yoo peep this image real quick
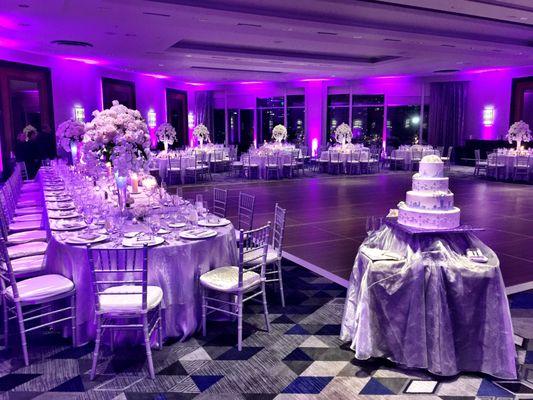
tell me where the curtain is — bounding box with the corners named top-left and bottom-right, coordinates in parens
top-left (194, 91), bottom-right (214, 140)
top-left (428, 81), bottom-right (468, 150)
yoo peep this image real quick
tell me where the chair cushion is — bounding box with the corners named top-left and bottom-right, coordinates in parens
top-left (11, 254), bottom-right (46, 276)
top-left (5, 274), bottom-right (74, 302)
top-left (200, 266), bottom-right (260, 292)
top-left (13, 213), bottom-right (42, 223)
top-left (99, 285), bottom-right (163, 313)
top-left (9, 220), bottom-right (42, 233)
top-left (15, 207), bottom-right (43, 216)
top-left (17, 199), bottom-right (41, 208)
top-left (8, 230), bottom-right (47, 245)
top-left (243, 245), bottom-right (279, 266)
top-left (7, 241), bottom-right (48, 259)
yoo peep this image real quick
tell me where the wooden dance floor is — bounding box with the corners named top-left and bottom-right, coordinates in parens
top-left (182, 170), bottom-right (533, 291)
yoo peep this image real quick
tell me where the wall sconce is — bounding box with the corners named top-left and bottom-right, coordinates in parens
top-left (188, 112), bottom-right (195, 129)
top-left (147, 109), bottom-right (156, 128)
top-left (311, 138), bottom-right (318, 157)
top-left (73, 105), bottom-right (85, 122)
top-left (483, 105), bottom-right (495, 127)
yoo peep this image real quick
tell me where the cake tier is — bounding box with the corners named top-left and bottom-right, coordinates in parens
top-left (406, 190), bottom-right (454, 210)
top-left (412, 174), bottom-right (449, 192)
top-left (398, 202), bottom-right (460, 230)
top-left (419, 155), bottom-right (444, 178)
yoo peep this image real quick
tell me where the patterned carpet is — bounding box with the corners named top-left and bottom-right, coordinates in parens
top-left (0, 262), bottom-right (531, 399)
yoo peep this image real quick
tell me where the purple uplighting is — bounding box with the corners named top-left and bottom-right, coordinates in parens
top-left (0, 3), bottom-right (531, 396)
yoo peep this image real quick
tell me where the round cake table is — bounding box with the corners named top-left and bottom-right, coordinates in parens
top-left (340, 223), bottom-right (517, 379)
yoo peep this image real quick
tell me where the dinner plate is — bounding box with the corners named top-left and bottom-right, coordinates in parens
top-left (48, 211), bottom-right (80, 219)
top-left (51, 221), bottom-right (87, 231)
top-left (47, 203), bottom-right (75, 211)
top-left (65, 233), bottom-right (109, 245)
top-left (198, 218), bottom-right (231, 227)
top-left (179, 228), bottom-right (217, 240)
top-left (168, 222), bottom-right (187, 228)
top-left (122, 236), bottom-right (164, 247)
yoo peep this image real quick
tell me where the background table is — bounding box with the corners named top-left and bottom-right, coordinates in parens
top-left (340, 224), bottom-right (516, 379)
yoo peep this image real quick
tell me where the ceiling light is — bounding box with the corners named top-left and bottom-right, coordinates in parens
top-left (352, 35), bottom-right (363, 39)
top-left (185, 54), bottom-right (192, 58)
top-left (144, 73), bottom-right (167, 79)
top-left (63, 57), bottom-right (100, 65)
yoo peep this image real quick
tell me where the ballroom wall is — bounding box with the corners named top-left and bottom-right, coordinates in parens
top-left (1, 47), bottom-right (533, 153)
top-left (0, 47), bottom-right (198, 146)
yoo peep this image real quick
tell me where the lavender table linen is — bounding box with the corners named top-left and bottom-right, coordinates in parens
top-left (340, 224), bottom-right (517, 379)
top-left (45, 225), bottom-right (238, 344)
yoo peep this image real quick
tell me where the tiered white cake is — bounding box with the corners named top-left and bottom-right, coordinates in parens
top-left (398, 155), bottom-right (461, 229)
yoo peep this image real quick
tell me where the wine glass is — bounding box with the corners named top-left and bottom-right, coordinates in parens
top-left (148, 216), bottom-right (161, 239)
top-left (365, 216), bottom-right (377, 236)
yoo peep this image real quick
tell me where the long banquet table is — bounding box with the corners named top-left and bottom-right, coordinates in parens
top-left (340, 223), bottom-right (517, 379)
top-left (39, 168), bottom-right (238, 344)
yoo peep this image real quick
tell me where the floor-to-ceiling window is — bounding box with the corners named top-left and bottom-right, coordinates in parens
top-left (213, 109), bottom-right (225, 144)
top-left (386, 103), bottom-right (422, 147)
top-left (257, 97), bottom-right (284, 144)
top-left (286, 95), bottom-right (305, 144)
top-left (326, 94), bottom-right (350, 144)
top-left (352, 94), bottom-right (384, 147)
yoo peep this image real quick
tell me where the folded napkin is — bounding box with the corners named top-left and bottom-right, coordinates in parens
top-left (78, 232), bottom-right (100, 240)
top-left (361, 247), bottom-right (402, 262)
top-left (136, 233), bottom-right (154, 243)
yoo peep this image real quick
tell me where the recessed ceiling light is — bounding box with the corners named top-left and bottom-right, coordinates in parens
top-left (352, 35), bottom-right (362, 39)
top-left (185, 54), bottom-right (192, 58)
top-left (520, 17), bottom-right (528, 21)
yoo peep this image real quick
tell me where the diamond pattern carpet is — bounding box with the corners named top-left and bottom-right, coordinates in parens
top-left (0, 263), bottom-right (531, 399)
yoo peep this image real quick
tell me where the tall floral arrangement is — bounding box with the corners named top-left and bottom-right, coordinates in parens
top-left (272, 124), bottom-right (287, 142)
top-left (156, 123), bottom-right (176, 150)
top-left (17, 124), bottom-right (38, 142)
top-left (56, 118), bottom-right (85, 152)
top-left (83, 100), bottom-right (151, 176)
top-left (193, 123), bottom-right (211, 146)
top-left (507, 120), bottom-right (531, 150)
top-left (335, 123), bottom-right (352, 146)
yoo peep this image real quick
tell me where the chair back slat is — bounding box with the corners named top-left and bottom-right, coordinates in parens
top-left (237, 192), bottom-right (255, 230)
top-left (213, 188), bottom-right (228, 218)
top-left (238, 223), bottom-right (271, 287)
top-left (272, 204), bottom-right (287, 257)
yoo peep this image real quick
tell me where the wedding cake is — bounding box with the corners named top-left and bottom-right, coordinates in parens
top-left (397, 155), bottom-right (460, 229)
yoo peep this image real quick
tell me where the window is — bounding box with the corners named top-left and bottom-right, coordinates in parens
top-left (327, 94), bottom-right (349, 143)
top-left (287, 95), bottom-right (305, 144)
top-left (386, 104), bottom-right (422, 147)
top-left (257, 97), bottom-right (284, 144)
top-left (352, 95), bottom-right (384, 147)
top-left (213, 109), bottom-right (225, 144)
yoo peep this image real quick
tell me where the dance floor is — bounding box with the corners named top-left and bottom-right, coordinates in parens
top-left (182, 168), bottom-right (533, 291)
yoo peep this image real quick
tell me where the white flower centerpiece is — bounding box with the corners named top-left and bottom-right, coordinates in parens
top-left (193, 123), bottom-right (211, 147)
top-left (56, 118), bottom-right (85, 163)
top-left (83, 100), bottom-right (151, 212)
top-left (507, 120), bottom-right (531, 151)
top-left (335, 123), bottom-right (352, 147)
top-left (156, 122), bottom-right (176, 152)
top-left (272, 124), bottom-right (287, 143)
top-left (18, 124), bottom-right (38, 142)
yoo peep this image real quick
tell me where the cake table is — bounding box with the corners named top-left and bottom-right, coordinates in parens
top-left (340, 222), bottom-right (517, 379)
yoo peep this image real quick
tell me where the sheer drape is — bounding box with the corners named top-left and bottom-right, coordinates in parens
top-left (194, 91), bottom-right (214, 140)
top-left (428, 81), bottom-right (468, 149)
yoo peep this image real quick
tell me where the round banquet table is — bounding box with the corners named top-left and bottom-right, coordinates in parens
top-left (45, 222), bottom-right (238, 344)
top-left (487, 153), bottom-right (533, 181)
top-left (340, 223), bottom-right (516, 379)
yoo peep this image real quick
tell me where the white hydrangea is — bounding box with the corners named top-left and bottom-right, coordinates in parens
top-left (156, 123), bottom-right (177, 145)
top-left (56, 118), bottom-right (85, 152)
top-left (272, 124), bottom-right (287, 142)
top-left (507, 121), bottom-right (531, 144)
top-left (334, 123), bottom-right (352, 145)
top-left (83, 100), bottom-right (151, 176)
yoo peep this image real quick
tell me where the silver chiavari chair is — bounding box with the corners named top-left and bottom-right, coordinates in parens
top-left (265, 154), bottom-right (281, 180)
top-left (244, 204), bottom-right (287, 306)
top-left (87, 245), bottom-right (163, 380)
top-left (474, 149), bottom-right (487, 176)
top-left (200, 223), bottom-right (271, 350)
top-left (328, 151), bottom-right (343, 174)
top-left (0, 238), bottom-right (76, 366)
top-left (166, 156), bottom-right (182, 185)
top-left (213, 187), bottom-right (228, 218)
top-left (346, 150), bottom-right (361, 175)
top-left (513, 155), bottom-right (530, 182)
